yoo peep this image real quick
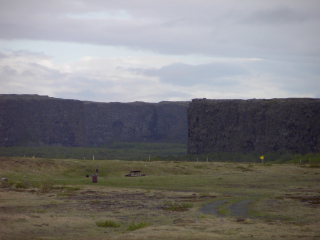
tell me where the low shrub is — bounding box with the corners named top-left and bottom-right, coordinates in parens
top-left (164, 201), bottom-right (193, 211)
top-left (236, 166), bottom-right (253, 172)
top-left (181, 202), bottom-right (193, 208)
top-left (14, 218), bottom-right (28, 222)
top-left (194, 165), bottom-right (206, 169)
top-left (1, 180), bottom-right (14, 188)
top-left (262, 163), bottom-right (273, 167)
top-left (199, 192), bottom-right (210, 197)
top-left (39, 180), bottom-right (55, 193)
top-left (309, 163), bottom-right (320, 168)
top-left (96, 220), bottom-right (120, 228)
top-left (127, 221), bottom-right (150, 231)
top-left (15, 180), bottom-right (31, 189)
top-left (31, 209), bottom-right (46, 213)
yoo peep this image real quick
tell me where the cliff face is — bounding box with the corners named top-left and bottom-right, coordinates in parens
top-left (0, 95), bottom-right (86, 147)
top-left (0, 95), bottom-right (188, 147)
top-left (188, 98), bottom-right (320, 154)
top-left (3, 95), bottom-right (319, 153)
top-left (84, 101), bottom-right (188, 146)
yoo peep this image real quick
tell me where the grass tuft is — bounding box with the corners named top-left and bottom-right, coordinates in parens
top-left (14, 218), bottom-right (28, 222)
top-left (181, 202), bottom-right (194, 208)
top-left (57, 186), bottom-right (81, 196)
top-left (96, 220), bottom-right (120, 228)
top-left (127, 221), bottom-right (150, 231)
top-left (309, 163), bottom-right (320, 168)
top-left (31, 209), bottom-right (46, 214)
top-left (15, 180), bottom-right (32, 189)
top-left (218, 208), bottom-right (230, 216)
top-left (163, 201), bottom-right (193, 211)
top-left (39, 180), bottom-right (55, 193)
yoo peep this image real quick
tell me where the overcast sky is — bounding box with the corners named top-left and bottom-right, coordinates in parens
top-left (0, 0), bottom-right (319, 102)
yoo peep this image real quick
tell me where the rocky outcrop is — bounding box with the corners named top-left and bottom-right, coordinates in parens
top-left (0, 95), bottom-right (189, 147)
top-left (188, 98), bottom-right (320, 154)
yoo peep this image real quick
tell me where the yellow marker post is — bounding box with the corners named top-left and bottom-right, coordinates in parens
top-left (260, 156), bottom-right (264, 163)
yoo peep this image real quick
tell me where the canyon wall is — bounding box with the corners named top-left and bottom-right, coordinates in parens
top-left (0, 95), bottom-right (188, 147)
top-left (188, 98), bottom-right (320, 154)
top-left (2, 95), bottom-right (319, 154)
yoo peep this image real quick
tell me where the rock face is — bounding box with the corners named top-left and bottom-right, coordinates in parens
top-left (3, 95), bottom-right (319, 154)
top-left (188, 98), bottom-right (320, 154)
top-left (0, 95), bottom-right (188, 147)
top-left (83, 101), bottom-right (188, 146)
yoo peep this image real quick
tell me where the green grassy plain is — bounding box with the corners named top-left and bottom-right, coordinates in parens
top-left (1, 157), bottom-right (320, 239)
top-left (0, 143), bottom-right (187, 160)
top-left (2, 144), bottom-right (320, 163)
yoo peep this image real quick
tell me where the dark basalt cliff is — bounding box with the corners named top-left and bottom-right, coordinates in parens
top-left (188, 98), bottom-right (320, 154)
top-left (83, 101), bottom-right (188, 146)
top-left (2, 95), bottom-right (319, 154)
top-left (0, 95), bottom-right (188, 147)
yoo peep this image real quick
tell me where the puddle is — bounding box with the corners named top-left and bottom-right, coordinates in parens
top-left (199, 199), bottom-right (254, 218)
top-left (198, 200), bottom-right (229, 217)
top-left (228, 199), bottom-right (254, 218)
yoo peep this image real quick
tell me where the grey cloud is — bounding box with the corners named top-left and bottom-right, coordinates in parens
top-left (246, 59), bottom-right (320, 96)
top-left (0, 52), bottom-right (7, 59)
top-left (138, 59), bottom-right (320, 97)
top-left (22, 70), bottom-right (34, 77)
top-left (0, 51), bottom-right (64, 80)
top-left (249, 59), bottom-right (320, 79)
top-left (1, 65), bottom-right (18, 76)
top-left (0, 1), bottom-right (319, 60)
top-left (0, 50), bottom-right (52, 60)
top-left (67, 76), bottom-right (113, 90)
top-left (140, 62), bottom-right (246, 86)
top-left (278, 76), bottom-right (320, 97)
top-left (27, 62), bottom-right (66, 80)
top-left (55, 90), bottom-right (119, 103)
top-left (241, 6), bottom-right (308, 25)
top-left (156, 90), bottom-right (192, 100)
top-left (13, 50), bottom-right (51, 58)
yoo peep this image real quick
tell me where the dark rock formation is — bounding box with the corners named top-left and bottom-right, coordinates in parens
top-left (0, 95), bottom-right (189, 147)
top-left (83, 101), bottom-right (188, 146)
top-left (188, 98), bottom-right (320, 154)
top-left (3, 95), bottom-right (319, 154)
top-left (0, 95), bottom-right (86, 147)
